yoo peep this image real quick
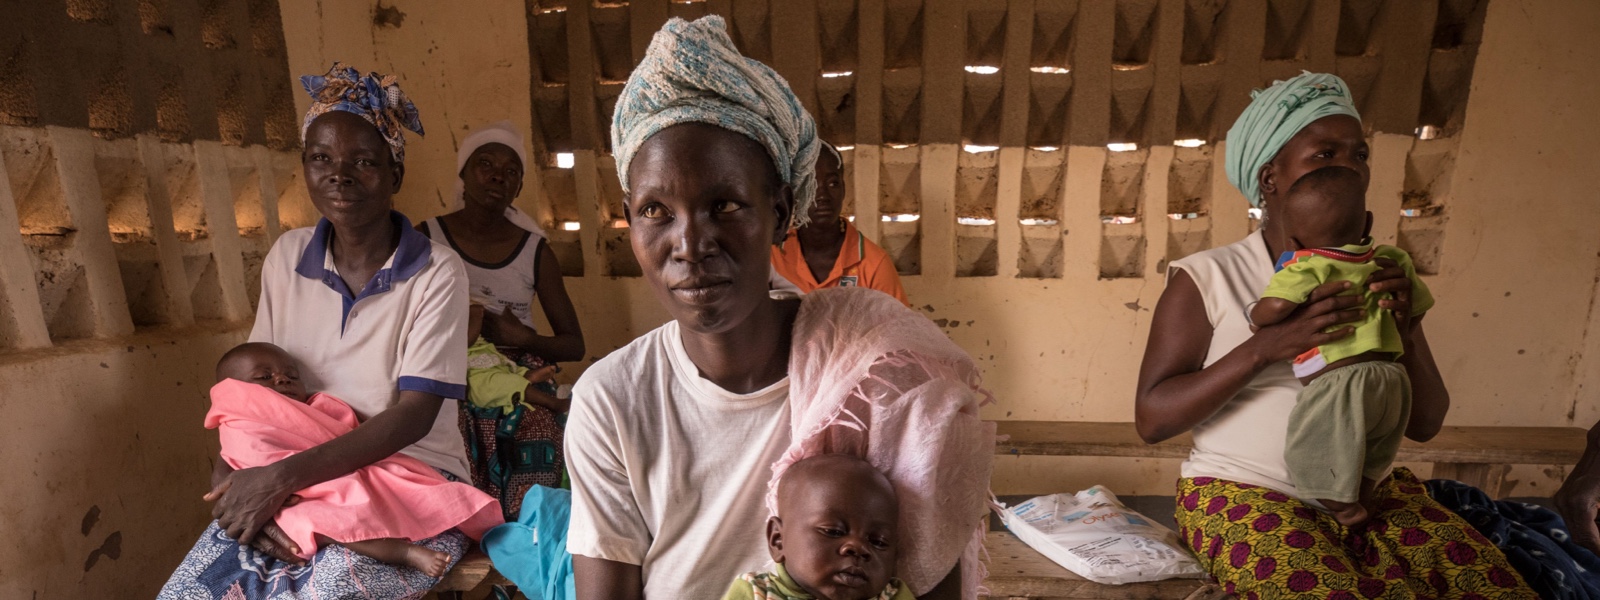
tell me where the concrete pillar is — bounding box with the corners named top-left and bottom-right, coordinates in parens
top-left (1141, 146), bottom-right (1174, 278)
top-left (48, 126), bottom-right (134, 338)
top-left (994, 147), bottom-right (1024, 278)
top-left (1209, 140), bottom-right (1250, 248)
top-left (0, 145), bottom-right (51, 349)
top-left (193, 140), bottom-right (252, 321)
top-left (918, 144), bottom-right (958, 281)
top-left (251, 145), bottom-right (283, 245)
top-left (572, 151), bottom-right (605, 278)
top-left (1062, 145), bottom-right (1106, 282)
top-left (1366, 133), bottom-right (1411, 246)
top-left (136, 135), bottom-right (196, 326)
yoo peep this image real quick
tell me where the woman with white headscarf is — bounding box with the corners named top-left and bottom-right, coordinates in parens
top-left (565, 15), bottom-right (991, 600)
top-left (418, 121), bottom-right (585, 517)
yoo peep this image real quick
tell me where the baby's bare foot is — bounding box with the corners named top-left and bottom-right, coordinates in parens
top-left (402, 545), bottom-right (452, 578)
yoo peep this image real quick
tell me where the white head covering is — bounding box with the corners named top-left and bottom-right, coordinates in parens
top-left (453, 121), bottom-right (546, 236)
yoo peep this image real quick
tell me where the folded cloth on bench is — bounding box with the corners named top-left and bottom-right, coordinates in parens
top-left (1428, 479), bottom-right (1600, 600)
top-left (206, 379), bottom-right (504, 559)
top-left (769, 287), bottom-right (997, 599)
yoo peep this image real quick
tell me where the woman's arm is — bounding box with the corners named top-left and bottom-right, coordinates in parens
top-left (1398, 317), bottom-right (1448, 441)
top-left (1363, 259), bottom-right (1448, 441)
top-left (1135, 270), bottom-right (1365, 443)
top-left (485, 243), bottom-right (586, 362)
top-left (206, 390), bottom-right (445, 544)
top-left (573, 555), bottom-right (643, 600)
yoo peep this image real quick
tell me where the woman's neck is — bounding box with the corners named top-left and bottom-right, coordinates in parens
top-left (455, 198), bottom-right (518, 234)
top-left (330, 216), bottom-right (400, 270)
top-left (679, 299), bottom-right (799, 394)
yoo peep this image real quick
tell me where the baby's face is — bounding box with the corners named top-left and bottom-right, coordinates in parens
top-left (772, 461), bottom-right (899, 600)
top-left (220, 346), bottom-right (308, 402)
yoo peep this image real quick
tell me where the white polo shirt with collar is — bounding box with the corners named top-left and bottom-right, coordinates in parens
top-left (249, 211), bottom-right (472, 478)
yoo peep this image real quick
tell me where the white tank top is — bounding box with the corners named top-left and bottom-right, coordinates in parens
top-left (1169, 230), bottom-right (1304, 497)
top-left (422, 217), bottom-right (543, 330)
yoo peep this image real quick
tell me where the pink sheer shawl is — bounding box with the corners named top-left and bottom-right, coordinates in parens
top-left (205, 379), bottom-right (503, 559)
top-left (770, 288), bottom-right (996, 598)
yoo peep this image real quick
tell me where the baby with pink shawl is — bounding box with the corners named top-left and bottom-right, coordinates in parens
top-left (768, 287), bottom-right (997, 598)
top-left (207, 342), bottom-right (503, 576)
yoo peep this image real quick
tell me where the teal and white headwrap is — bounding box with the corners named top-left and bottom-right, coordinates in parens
top-left (611, 16), bottom-right (820, 227)
top-left (1224, 72), bottom-right (1361, 207)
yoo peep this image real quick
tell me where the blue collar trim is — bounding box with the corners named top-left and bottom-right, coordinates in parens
top-left (293, 212), bottom-right (432, 333)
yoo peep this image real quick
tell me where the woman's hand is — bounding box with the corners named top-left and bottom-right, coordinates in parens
top-left (1367, 258), bottom-right (1414, 338)
top-left (247, 515), bottom-right (307, 565)
top-left (1556, 423), bottom-right (1600, 556)
top-left (523, 365), bottom-right (558, 385)
top-left (205, 464), bottom-right (297, 546)
top-left (1245, 280), bottom-right (1366, 366)
top-left (481, 306), bottom-right (536, 347)
top-left (1556, 471), bottom-right (1600, 556)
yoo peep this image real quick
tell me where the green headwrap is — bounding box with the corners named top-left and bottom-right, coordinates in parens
top-left (1224, 72), bottom-right (1361, 207)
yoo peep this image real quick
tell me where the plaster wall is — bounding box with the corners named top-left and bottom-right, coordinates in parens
top-left (0, 325), bottom-right (247, 598)
top-left (272, 0), bottom-right (1600, 499)
top-left (2, 0), bottom-right (1598, 597)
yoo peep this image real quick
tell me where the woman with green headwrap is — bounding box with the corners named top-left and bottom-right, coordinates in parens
top-left (1134, 73), bottom-right (1534, 598)
top-left (563, 16), bottom-right (990, 600)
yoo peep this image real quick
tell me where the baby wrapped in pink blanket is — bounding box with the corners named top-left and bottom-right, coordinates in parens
top-left (207, 342), bottom-right (502, 576)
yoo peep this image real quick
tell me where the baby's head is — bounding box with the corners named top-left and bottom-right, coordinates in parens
top-left (216, 342), bottom-right (307, 403)
top-left (767, 454), bottom-right (899, 600)
top-left (1280, 166), bottom-right (1372, 250)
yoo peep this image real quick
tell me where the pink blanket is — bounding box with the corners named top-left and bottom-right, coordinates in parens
top-left (205, 379), bottom-right (503, 559)
top-left (771, 288), bottom-right (997, 599)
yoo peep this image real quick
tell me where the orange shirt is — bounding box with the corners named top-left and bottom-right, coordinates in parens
top-left (770, 222), bottom-right (909, 305)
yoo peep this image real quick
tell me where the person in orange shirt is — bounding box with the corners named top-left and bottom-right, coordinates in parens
top-left (770, 142), bottom-right (909, 305)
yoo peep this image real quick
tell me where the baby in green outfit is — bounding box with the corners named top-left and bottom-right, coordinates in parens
top-left (722, 454), bottom-right (913, 600)
top-left (1249, 166), bottom-right (1434, 526)
top-left (466, 304), bottom-right (567, 414)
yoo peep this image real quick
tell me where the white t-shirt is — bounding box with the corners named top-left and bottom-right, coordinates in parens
top-left (250, 213), bottom-right (472, 478)
top-left (565, 319), bottom-right (791, 600)
top-left (1169, 230), bottom-right (1303, 496)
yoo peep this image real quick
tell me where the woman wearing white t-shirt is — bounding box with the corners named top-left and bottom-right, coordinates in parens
top-left (565, 16), bottom-right (991, 600)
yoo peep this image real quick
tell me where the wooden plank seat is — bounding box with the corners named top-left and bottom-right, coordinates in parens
top-left (432, 422), bottom-right (1586, 596)
top-left (995, 421), bottom-right (1589, 498)
top-left (433, 534), bottom-right (1220, 599)
top-left (433, 550), bottom-right (506, 596)
top-left (983, 531), bottom-right (1222, 599)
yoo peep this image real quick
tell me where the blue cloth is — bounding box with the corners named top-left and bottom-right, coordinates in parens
top-left (483, 485), bottom-right (576, 600)
top-left (1428, 479), bottom-right (1600, 600)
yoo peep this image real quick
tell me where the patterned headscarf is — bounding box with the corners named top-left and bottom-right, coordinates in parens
top-left (299, 62), bottom-right (424, 163)
top-left (1225, 71), bottom-right (1362, 207)
top-left (611, 16), bottom-right (820, 227)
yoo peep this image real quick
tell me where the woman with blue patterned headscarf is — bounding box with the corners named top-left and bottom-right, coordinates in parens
top-left (1135, 72), bottom-right (1533, 598)
top-left (158, 63), bottom-right (488, 600)
top-left (560, 15), bottom-right (989, 600)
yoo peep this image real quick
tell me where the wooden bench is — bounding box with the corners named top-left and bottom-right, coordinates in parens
top-left (431, 422), bottom-right (1587, 597)
top-left (432, 533), bottom-right (1221, 599)
top-left (432, 551), bottom-right (506, 598)
top-left (995, 421), bottom-right (1589, 498)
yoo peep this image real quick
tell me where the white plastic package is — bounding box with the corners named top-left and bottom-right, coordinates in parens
top-left (1000, 486), bottom-right (1204, 585)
